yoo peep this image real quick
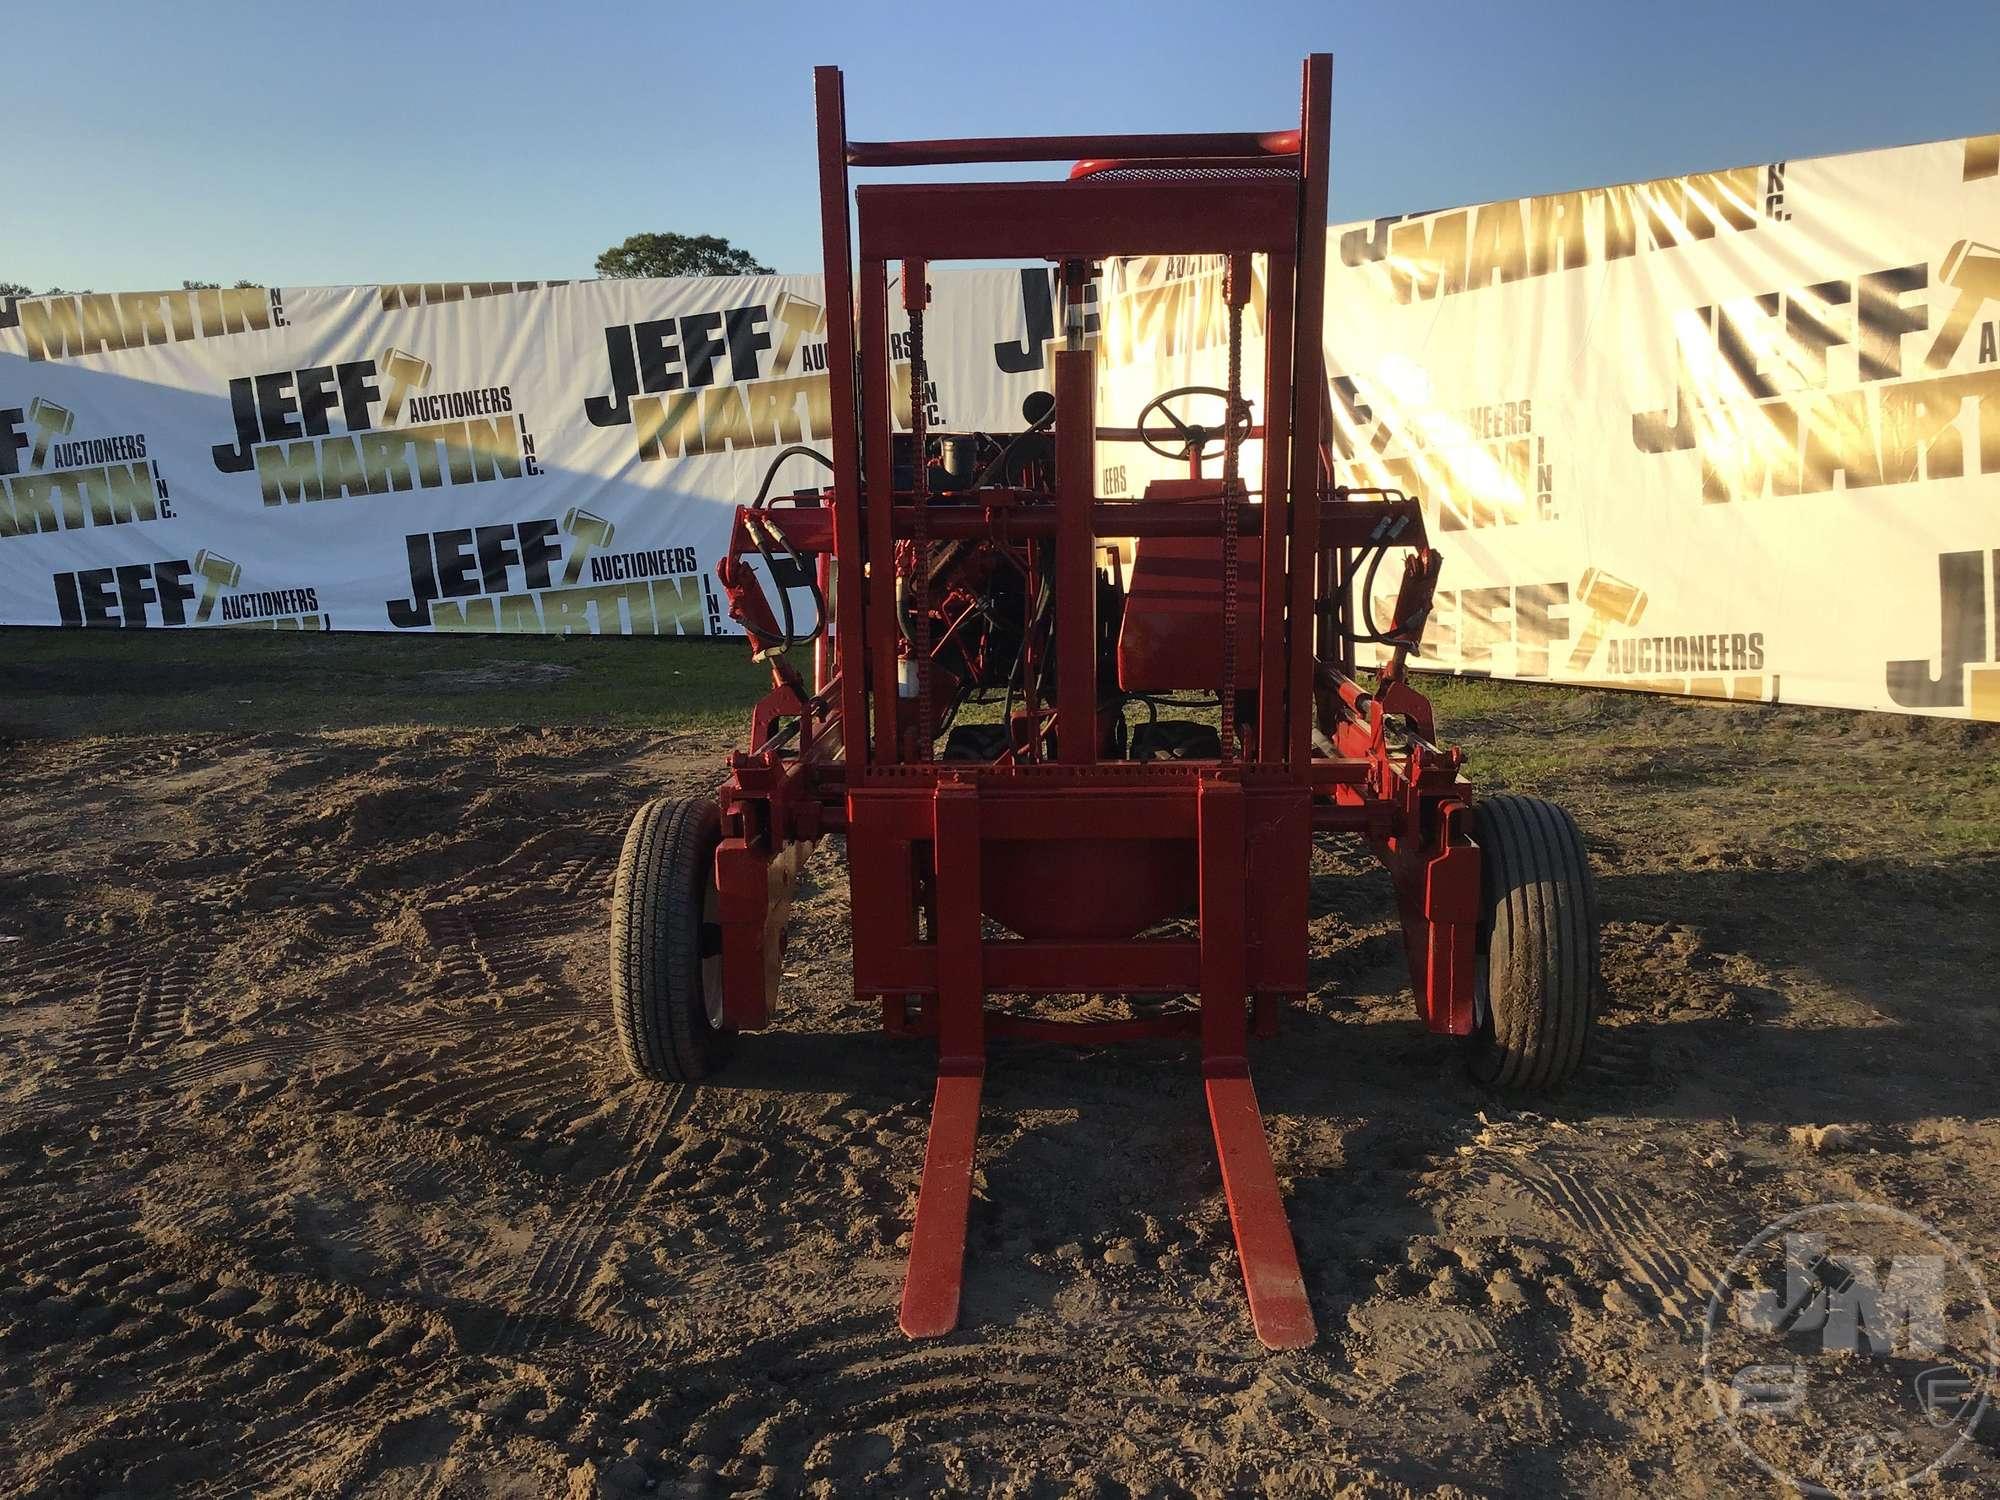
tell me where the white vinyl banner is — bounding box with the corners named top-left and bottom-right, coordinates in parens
top-left (10, 132), bottom-right (1997, 719)
top-left (0, 269), bottom-right (1072, 638)
top-left (1098, 131), bottom-right (2000, 720)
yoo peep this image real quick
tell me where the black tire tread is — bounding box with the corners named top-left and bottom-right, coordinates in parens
top-left (1470, 793), bottom-right (1598, 1092)
top-left (610, 796), bottom-right (727, 1082)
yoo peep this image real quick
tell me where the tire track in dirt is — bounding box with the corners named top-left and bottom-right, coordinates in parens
top-left (546, 838), bottom-right (619, 899)
top-left (659, 1319), bottom-right (1111, 1480)
top-left (70, 953), bottom-right (197, 1066)
top-left (190, 1366), bottom-right (457, 1500)
top-left (32, 997), bottom-right (578, 1116)
top-left (0, 1197), bottom-right (454, 1499)
top-left (1343, 1299), bottom-right (1500, 1388)
top-left (298, 1041), bottom-right (608, 1151)
top-left (422, 895), bottom-right (597, 994)
top-left (338, 1050), bottom-right (583, 1130)
top-left (438, 816), bottom-right (623, 908)
top-left (1575, 1026), bottom-right (1654, 1092)
top-left (491, 1084), bottom-right (690, 1356)
top-left (1479, 1149), bottom-right (1714, 1335)
top-left (418, 908), bottom-right (502, 995)
top-left (412, 805), bottom-right (617, 1000)
top-left (5, 934), bottom-right (129, 1006)
top-left (263, 895), bottom-right (387, 967)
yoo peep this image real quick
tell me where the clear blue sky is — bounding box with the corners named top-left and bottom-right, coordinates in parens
top-left (9, 0), bottom-right (1998, 291)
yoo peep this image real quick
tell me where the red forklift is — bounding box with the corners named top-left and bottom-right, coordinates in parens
top-left (608, 54), bottom-right (1598, 1349)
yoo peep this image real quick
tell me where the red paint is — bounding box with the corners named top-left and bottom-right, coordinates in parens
top-left (701, 55), bottom-right (1484, 1350)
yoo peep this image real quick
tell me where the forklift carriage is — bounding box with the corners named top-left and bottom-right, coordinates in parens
top-left (608, 54), bottom-right (1599, 1350)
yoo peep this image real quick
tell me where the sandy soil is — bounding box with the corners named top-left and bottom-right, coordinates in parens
top-left (1, 700), bottom-right (1997, 1497)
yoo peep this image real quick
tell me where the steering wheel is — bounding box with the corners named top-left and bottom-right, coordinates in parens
top-left (1132, 385), bottom-right (1254, 463)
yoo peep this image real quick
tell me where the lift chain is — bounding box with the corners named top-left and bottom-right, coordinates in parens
top-left (908, 286), bottom-right (932, 760)
top-left (1220, 258), bottom-right (1246, 762)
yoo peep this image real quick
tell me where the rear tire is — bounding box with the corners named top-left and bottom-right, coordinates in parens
top-left (610, 797), bottom-right (731, 1082)
top-left (1466, 794), bottom-right (1598, 1092)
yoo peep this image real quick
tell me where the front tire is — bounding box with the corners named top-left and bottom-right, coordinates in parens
top-left (610, 797), bottom-right (731, 1082)
top-left (1466, 794), bottom-right (1599, 1092)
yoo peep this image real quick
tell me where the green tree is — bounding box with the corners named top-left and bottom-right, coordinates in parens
top-left (182, 280), bottom-right (261, 290)
top-left (594, 232), bottom-right (772, 279)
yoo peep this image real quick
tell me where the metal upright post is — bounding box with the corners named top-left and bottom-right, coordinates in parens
top-left (1054, 346), bottom-right (1097, 763)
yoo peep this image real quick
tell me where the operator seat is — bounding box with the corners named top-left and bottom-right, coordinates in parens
top-left (1115, 479), bottom-right (1263, 694)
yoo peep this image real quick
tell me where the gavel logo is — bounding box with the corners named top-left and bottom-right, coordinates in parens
top-left (1568, 567), bottom-right (1649, 670)
top-left (378, 347), bottom-right (434, 424)
top-left (561, 507), bottom-right (615, 585)
top-left (27, 398), bottom-right (73, 469)
top-left (1926, 240), bottom-right (2000, 371)
top-left (191, 549), bottom-right (242, 623)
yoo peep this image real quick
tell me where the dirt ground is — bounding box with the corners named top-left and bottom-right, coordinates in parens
top-left (1, 645), bottom-right (1998, 1497)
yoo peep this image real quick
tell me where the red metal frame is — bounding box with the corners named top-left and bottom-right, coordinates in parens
top-left (709, 55), bottom-right (1479, 1350)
